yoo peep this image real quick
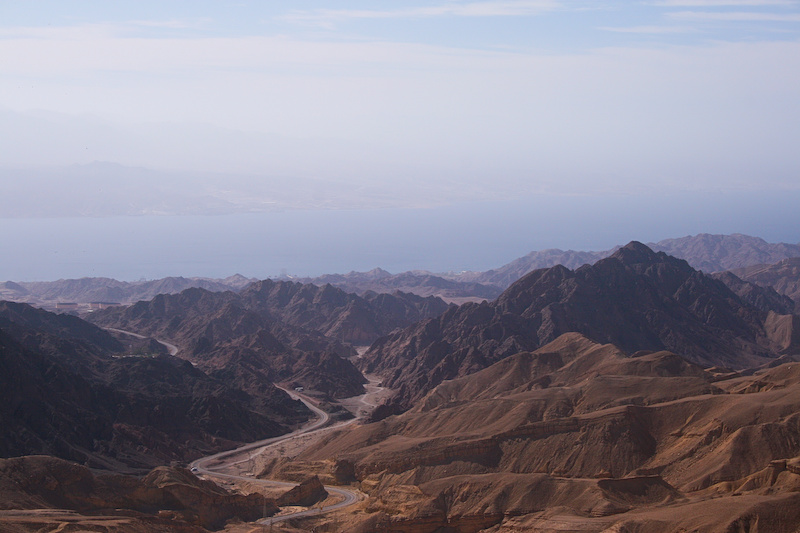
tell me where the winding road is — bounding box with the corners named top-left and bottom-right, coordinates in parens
top-left (190, 384), bottom-right (384, 525)
top-left (105, 327), bottom-right (179, 356)
top-left (106, 327), bottom-right (381, 525)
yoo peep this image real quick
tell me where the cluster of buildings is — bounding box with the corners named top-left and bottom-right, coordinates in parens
top-left (54, 301), bottom-right (121, 312)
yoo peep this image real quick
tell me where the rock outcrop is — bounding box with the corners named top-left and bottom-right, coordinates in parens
top-left (0, 456), bottom-right (276, 531)
top-left (276, 475), bottom-right (328, 507)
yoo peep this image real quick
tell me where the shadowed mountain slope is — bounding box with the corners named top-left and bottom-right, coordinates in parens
top-left (0, 300), bottom-right (123, 357)
top-left (0, 301), bottom-right (306, 470)
top-left (361, 242), bottom-right (796, 410)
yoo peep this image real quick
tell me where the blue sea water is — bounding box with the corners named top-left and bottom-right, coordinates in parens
top-left (1, 191), bottom-right (798, 282)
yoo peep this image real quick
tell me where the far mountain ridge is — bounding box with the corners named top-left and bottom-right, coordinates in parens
top-left (287, 232), bottom-right (800, 299)
top-left (2, 233), bottom-right (798, 307)
top-left (457, 233), bottom-right (800, 290)
top-left (0, 274), bottom-right (257, 309)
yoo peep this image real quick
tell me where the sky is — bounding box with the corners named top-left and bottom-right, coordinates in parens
top-left (1, 1), bottom-right (800, 280)
top-left (1, 0), bottom-right (799, 195)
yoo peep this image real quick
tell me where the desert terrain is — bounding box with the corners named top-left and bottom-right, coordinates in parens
top-left (1, 235), bottom-right (800, 531)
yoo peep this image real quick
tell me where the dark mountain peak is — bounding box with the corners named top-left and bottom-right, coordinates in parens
top-left (610, 241), bottom-right (662, 264)
top-left (0, 300), bottom-right (122, 354)
top-left (495, 263), bottom-right (574, 310)
top-left (164, 285), bottom-right (230, 306)
top-left (242, 278), bottom-right (277, 293)
top-left (519, 262), bottom-right (572, 284)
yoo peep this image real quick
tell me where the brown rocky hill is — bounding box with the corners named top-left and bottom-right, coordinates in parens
top-left (360, 242), bottom-right (796, 411)
top-left (729, 257), bottom-right (800, 305)
top-left (0, 302), bottom-right (307, 470)
top-left (0, 455), bottom-right (275, 531)
top-left (272, 333), bottom-right (800, 532)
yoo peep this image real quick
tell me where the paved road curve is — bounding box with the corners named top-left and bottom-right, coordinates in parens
top-left (190, 388), bottom-right (363, 526)
top-left (104, 327), bottom-right (179, 356)
top-left (109, 326), bottom-right (374, 525)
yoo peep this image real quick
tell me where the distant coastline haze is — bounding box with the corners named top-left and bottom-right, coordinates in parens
top-left (2, 191), bottom-right (799, 282)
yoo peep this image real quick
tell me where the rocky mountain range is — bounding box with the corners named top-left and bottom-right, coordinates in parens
top-left (87, 281), bottom-right (450, 401)
top-left (4, 233), bottom-right (799, 309)
top-left (0, 276), bottom-right (454, 469)
top-left (360, 242), bottom-right (797, 411)
top-left (238, 279), bottom-right (451, 345)
top-left (0, 274), bottom-right (256, 308)
top-left (2, 232), bottom-right (800, 531)
top-left (468, 233), bottom-right (800, 287)
top-left (290, 269), bottom-right (503, 301)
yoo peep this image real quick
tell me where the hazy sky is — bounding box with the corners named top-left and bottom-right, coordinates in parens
top-left (2, 0), bottom-right (799, 197)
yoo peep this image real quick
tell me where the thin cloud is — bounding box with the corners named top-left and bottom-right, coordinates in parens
top-left (0, 24), bottom-right (116, 40)
top-left (670, 10), bottom-right (800, 20)
top-left (652, 0), bottom-right (796, 6)
top-left (281, 1), bottom-right (561, 27)
top-left (599, 25), bottom-right (694, 33)
top-left (126, 18), bottom-right (213, 30)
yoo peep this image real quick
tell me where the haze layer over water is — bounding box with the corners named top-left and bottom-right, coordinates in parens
top-left (2, 191), bottom-right (798, 282)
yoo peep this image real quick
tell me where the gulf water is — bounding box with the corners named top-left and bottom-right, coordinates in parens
top-left (1, 191), bottom-right (798, 281)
